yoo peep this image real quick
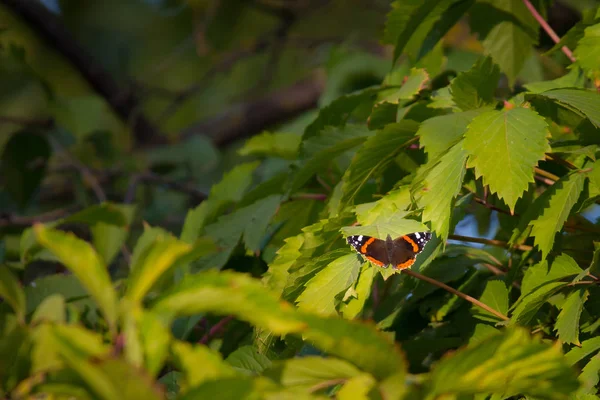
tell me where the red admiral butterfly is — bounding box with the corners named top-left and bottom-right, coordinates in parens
top-left (347, 232), bottom-right (432, 269)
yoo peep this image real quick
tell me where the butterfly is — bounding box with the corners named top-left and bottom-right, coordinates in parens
top-left (347, 232), bottom-right (432, 269)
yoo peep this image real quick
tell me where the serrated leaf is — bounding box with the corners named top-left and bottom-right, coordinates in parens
top-left (264, 356), bottom-right (361, 391)
top-left (379, 68), bottom-right (430, 103)
top-left (555, 288), bottom-right (589, 345)
top-left (152, 270), bottom-right (304, 334)
top-left (524, 68), bottom-right (586, 93)
top-left (341, 211), bottom-right (429, 240)
top-left (354, 186), bottom-right (412, 225)
top-left (565, 337), bottom-right (600, 366)
top-left (225, 346), bottom-right (272, 374)
top-left (450, 56), bottom-right (500, 110)
top-left (529, 172), bottom-right (585, 258)
top-left (530, 88), bottom-right (600, 129)
top-left (419, 140), bottom-right (468, 241)
top-left (510, 281), bottom-right (567, 326)
top-left (292, 125), bottom-right (371, 191)
top-left (296, 254), bottom-right (362, 316)
top-left (238, 131), bottom-right (301, 159)
top-left (0, 265), bottom-right (25, 322)
top-left (424, 327), bottom-right (579, 399)
top-left (34, 225), bottom-right (118, 331)
top-left (579, 353), bottom-right (600, 395)
top-left (418, 109), bottom-right (482, 159)
top-left (340, 121), bottom-right (418, 207)
top-left (521, 255), bottom-right (583, 297)
top-left (464, 107), bottom-right (550, 211)
top-left (340, 262), bottom-right (375, 319)
top-left (472, 280), bottom-right (508, 323)
top-left (171, 340), bottom-right (237, 389)
top-left (574, 23), bottom-right (600, 80)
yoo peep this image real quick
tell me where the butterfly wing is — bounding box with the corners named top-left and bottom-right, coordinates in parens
top-left (347, 235), bottom-right (390, 267)
top-left (390, 232), bottom-right (432, 269)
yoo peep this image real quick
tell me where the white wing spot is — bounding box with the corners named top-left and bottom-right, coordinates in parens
top-left (357, 235), bottom-right (363, 241)
top-left (414, 232), bottom-right (421, 239)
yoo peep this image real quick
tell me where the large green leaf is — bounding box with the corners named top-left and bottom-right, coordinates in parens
top-left (339, 121), bottom-right (418, 208)
top-left (341, 211), bottom-right (429, 241)
top-left (529, 172), bottom-right (586, 259)
top-left (574, 23), bottom-right (600, 80)
top-left (424, 327), bottom-right (579, 399)
top-left (472, 279), bottom-right (508, 323)
top-left (419, 140), bottom-right (468, 241)
top-left (510, 281), bottom-right (567, 326)
top-left (521, 255), bottom-right (583, 297)
top-left (555, 288), bottom-right (589, 345)
top-left (34, 225), bottom-right (118, 331)
top-left (566, 337), bottom-right (600, 366)
top-left (296, 254), bottom-right (362, 316)
top-left (528, 89), bottom-right (600, 129)
top-left (417, 109), bottom-right (482, 160)
top-left (0, 265), bottom-right (26, 322)
top-left (171, 340), bottom-right (237, 390)
top-left (340, 262), bottom-right (375, 320)
top-left (464, 107), bottom-right (550, 211)
top-left (450, 56), bottom-right (500, 111)
top-left (264, 356), bottom-right (361, 391)
top-left (225, 346), bottom-right (272, 374)
top-left (151, 270), bottom-right (304, 334)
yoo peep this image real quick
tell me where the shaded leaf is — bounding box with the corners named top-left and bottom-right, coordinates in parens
top-left (524, 68), bottom-right (586, 93)
top-left (579, 354), bottom-right (600, 395)
top-left (379, 68), bottom-right (430, 102)
top-left (555, 288), bottom-right (589, 345)
top-left (34, 225), bottom-right (118, 331)
top-left (450, 56), bottom-right (500, 110)
top-left (0, 265), bottom-right (26, 322)
top-left (417, 109), bottom-right (482, 160)
top-left (464, 107), bottom-right (550, 211)
top-left (296, 254), bottom-right (362, 316)
top-left (566, 337), bottom-right (600, 366)
top-left (31, 294), bottom-right (66, 325)
top-left (574, 23), bottom-right (600, 80)
top-left (510, 281), bottom-right (566, 326)
top-left (226, 346), bottom-right (272, 375)
top-left (238, 131), bottom-right (301, 160)
top-left (472, 280), bottom-right (508, 323)
top-left (171, 340), bottom-right (237, 389)
top-left (528, 89), bottom-right (600, 129)
top-left (521, 255), bottom-right (583, 297)
top-left (529, 172), bottom-right (585, 258)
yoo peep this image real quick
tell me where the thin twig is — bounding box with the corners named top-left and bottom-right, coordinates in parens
top-left (522, 0), bottom-right (576, 62)
top-left (402, 269), bottom-right (510, 321)
top-left (473, 196), bottom-right (515, 216)
top-left (545, 153), bottom-right (577, 170)
top-left (290, 193), bottom-right (327, 201)
top-left (199, 316), bottom-right (234, 344)
top-left (449, 234), bottom-right (534, 252)
top-left (534, 167), bottom-right (560, 182)
top-left (0, 207), bottom-right (78, 228)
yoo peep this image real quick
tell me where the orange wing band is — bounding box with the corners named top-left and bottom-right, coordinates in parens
top-left (401, 235), bottom-right (419, 253)
top-left (365, 256), bottom-right (385, 267)
top-left (395, 258), bottom-right (415, 270)
top-left (360, 237), bottom-right (376, 254)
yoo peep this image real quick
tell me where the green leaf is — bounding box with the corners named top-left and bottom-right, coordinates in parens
top-left (464, 107), bottom-right (550, 211)
top-left (521, 255), bottom-right (583, 297)
top-left (0, 265), bottom-right (25, 322)
top-left (152, 270), bottom-right (304, 334)
top-left (528, 88), bottom-right (600, 129)
top-left (417, 109), bottom-right (482, 160)
top-left (225, 346), bottom-right (272, 375)
top-left (337, 373), bottom-right (377, 400)
top-left (379, 68), bottom-right (430, 103)
top-left (303, 87), bottom-right (380, 140)
top-left (51, 95), bottom-right (114, 138)
top-left (339, 121), bottom-right (418, 207)
top-left (579, 353), bottom-right (600, 395)
top-left (296, 254), bottom-right (362, 316)
top-left (63, 203), bottom-right (129, 227)
top-left (555, 288), bottom-right (589, 345)
top-left (417, 0), bottom-right (475, 60)
top-left (292, 125), bottom-right (371, 191)
top-left (574, 23), bottom-right (600, 80)
top-left (130, 309), bottom-right (171, 377)
top-left (450, 56), bottom-right (500, 110)
top-left (524, 68), bottom-right (586, 93)
top-left (265, 356), bottom-right (361, 391)
top-left (179, 376), bottom-right (271, 400)
top-left (529, 172), bottom-right (586, 258)
top-left (424, 327), bottom-right (579, 399)
top-left (171, 340), bottom-right (237, 390)
top-left (31, 294), bottom-right (66, 325)
top-left (340, 262), bottom-right (375, 319)
top-left (353, 186), bottom-right (412, 225)
top-left (180, 161), bottom-right (259, 243)
top-left (510, 281), bottom-right (567, 326)
top-left (34, 225), bottom-right (118, 331)
top-left (126, 234), bottom-right (191, 303)
top-left (472, 280), bottom-right (508, 323)
top-left (0, 130), bottom-right (51, 207)
top-left (341, 211), bottom-right (429, 241)
top-left (238, 131), bottom-right (301, 160)
top-left (565, 337), bottom-right (600, 366)
top-left (419, 140), bottom-right (468, 241)
top-left (299, 314), bottom-right (406, 380)
top-left (90, 204), bottom-right (136, 265)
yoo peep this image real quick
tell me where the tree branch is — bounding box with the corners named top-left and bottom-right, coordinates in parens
top-left (449, 234), bottom-right (534, 252)
top-left (1, 0), bottom-right (164, 146)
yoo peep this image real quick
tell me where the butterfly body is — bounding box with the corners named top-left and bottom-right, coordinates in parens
top-left (346, 232), bottom-right (432, 269)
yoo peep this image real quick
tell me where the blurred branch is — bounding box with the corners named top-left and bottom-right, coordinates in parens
top-left (180, 73), bottom-right (326, 147)
top-left (0, 115), bottom-right (54, 128)
top-left (0, 207), bottom-right (77, 228)
top-left (1, 0), bottom-right (164, 146)
top-left (124, 172), bottom-right (208, 204)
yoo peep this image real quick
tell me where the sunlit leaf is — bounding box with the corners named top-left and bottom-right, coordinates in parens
top-left (555, 288), bottom-right (589, 345)
top-left (450, 56), bottom-right (500, 110)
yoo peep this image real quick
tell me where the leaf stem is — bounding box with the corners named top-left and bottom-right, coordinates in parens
top-left (449, 234), bottom-right (533, 252)
top-left (522, 0), bottom-right (576, 62)
top-left (534, 167), bottom-right (560, 182)
top-left (199, 316), bottom-right (234, 344)
top-left (402, 269), bottom-right (509, 321)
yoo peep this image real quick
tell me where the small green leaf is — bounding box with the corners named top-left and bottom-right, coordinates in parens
top-left (265, 356), bottom-right (361, 391)
top-left (225, 346), bottom-right (272, 374)
top-left (337, 373), bottom-right (377, 400)
top-left (555, 288), bottom-right (589, 345)
top-left (341, 211), bottom-right (429, 241)
top-left (425, 327), bottom-right (579, 399)
top-left (152, 270), bottom-right (304, 334)
top-left (566, 337), bottom-right (600, 366)
top-left (31, 294), bottom-right (65, 325)
top-left (34, 225), bottom-right (118, 331)
top-left (521, 255), bottom-right (583, 297)
top-left (379, 68), bottom-right (430, 102)
top-left (0, 265), bottom-right (26, 322)
top-left (574, 23), bottom-right (600, 80)
top-left (340, 121), bottom-right (418, 207)
top-left (529, 172), bottom-right (585, 258)
top-left (51, 95), bottom-right (114, 138)
top-left (296, 254), bottom-right (362, 316)
top-left (417, 109), bottom-right (482, 160)
top-left (340, 262), bottom-right (375, 319)
top-left (579, 353), bottom-right (600, 395)
top-left (510, 281), bottom-right (566, 326)
top-left (472, 280), bottom-right (508, 323)
top-left (464, 107), bottom-right (550, 211)
top-left (529, 89), bottom-right (600, 129)
top-left (419, 140), bottom-right (468, 241)
top-left (179, 376), bottom-right (270, 400)
top-left (524, 68), bottom-right (586, 93)
top-left (126, 234), bottom-right (191, 303)
top-left (238, 131), bottom-right (301, 159)
top-left (171, 340), bottom-right (237, 389)
top-left (450, 56), bottom-right (500, 110)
